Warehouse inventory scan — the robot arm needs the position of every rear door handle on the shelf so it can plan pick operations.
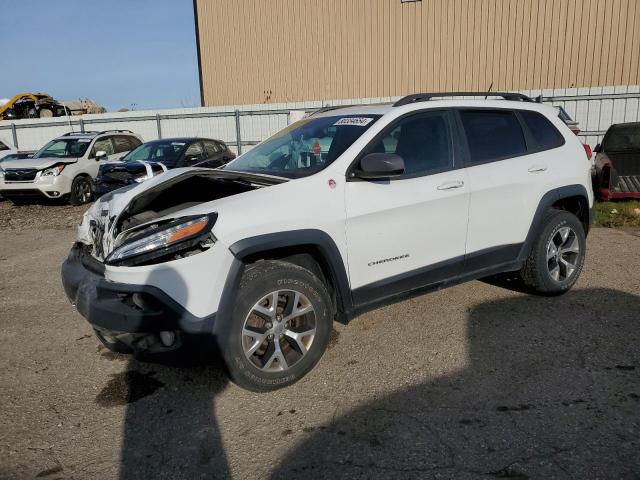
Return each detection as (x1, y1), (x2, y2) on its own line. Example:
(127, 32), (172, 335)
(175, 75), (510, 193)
(528, 165), (548, 173)
(437, 180), (465, 190)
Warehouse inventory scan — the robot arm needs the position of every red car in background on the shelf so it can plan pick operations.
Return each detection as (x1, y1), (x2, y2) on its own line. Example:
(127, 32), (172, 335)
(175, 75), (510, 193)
(592, 122), (640, 200)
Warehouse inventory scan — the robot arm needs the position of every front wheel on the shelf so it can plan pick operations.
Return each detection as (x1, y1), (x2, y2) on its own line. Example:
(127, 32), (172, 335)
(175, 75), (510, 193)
(69, 176), (93, 205)
(520, 209), (586, 295)
(217, 260), (333, 392)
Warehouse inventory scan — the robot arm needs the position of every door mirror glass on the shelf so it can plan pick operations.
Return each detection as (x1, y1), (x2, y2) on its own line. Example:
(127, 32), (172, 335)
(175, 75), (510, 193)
(594, 143), (602, 153)
(357, 153), (405, 178)
(95, 150), (108, 161)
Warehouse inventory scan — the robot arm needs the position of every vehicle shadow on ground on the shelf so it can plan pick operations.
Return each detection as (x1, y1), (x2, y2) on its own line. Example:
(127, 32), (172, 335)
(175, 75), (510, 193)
(115, 343), (231, 480)
(109, 287), (640, 479)
(272, 288), (640, 479)
(93, 267), (233, 480)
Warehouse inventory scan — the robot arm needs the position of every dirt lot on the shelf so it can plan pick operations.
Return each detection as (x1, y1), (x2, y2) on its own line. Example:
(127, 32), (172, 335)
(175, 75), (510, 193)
(1, 202), (639, 479)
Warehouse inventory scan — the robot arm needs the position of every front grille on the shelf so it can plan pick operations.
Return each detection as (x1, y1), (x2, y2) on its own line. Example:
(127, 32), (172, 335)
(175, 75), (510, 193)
(5, 168), (38, 182)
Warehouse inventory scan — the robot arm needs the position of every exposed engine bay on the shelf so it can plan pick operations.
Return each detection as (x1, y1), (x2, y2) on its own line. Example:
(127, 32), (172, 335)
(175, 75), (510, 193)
(82, 169), (285, 262)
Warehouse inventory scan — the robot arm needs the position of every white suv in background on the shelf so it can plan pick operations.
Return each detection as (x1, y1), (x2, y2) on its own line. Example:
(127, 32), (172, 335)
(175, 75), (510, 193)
(62, 92), (593, 391)
(0, 130), (142, 205)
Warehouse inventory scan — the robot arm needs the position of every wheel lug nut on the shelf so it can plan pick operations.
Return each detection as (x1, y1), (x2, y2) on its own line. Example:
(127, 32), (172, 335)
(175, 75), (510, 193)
(266, 322), (272, 328)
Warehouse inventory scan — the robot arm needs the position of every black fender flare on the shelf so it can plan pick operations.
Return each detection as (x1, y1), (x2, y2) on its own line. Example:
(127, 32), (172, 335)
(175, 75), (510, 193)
(518, 183), (591, 262)
(213, 229), (353, 332)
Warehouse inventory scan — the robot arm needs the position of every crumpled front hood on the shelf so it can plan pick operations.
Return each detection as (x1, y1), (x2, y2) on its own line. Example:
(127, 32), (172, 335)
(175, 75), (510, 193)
(78, 167), (284, 261)
(78, 168), (191, 258)
(1, 156), (77, 170)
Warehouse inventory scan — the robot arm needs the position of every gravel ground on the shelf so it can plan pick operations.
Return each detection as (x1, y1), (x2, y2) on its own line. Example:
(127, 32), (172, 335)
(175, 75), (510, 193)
(0, 201), (639, 479)
(0, 198), (88, 231)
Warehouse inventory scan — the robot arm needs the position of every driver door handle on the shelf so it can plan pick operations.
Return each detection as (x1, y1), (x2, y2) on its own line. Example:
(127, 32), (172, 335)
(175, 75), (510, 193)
(437, 180), (465, 190)
(528, 165), (548, 173)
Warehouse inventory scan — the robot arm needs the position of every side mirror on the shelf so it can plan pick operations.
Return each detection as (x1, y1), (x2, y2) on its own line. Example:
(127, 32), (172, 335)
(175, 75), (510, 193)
(594, 144), (602, 153)
(95, 150), (108, 161)
(356, 153), (405, 179)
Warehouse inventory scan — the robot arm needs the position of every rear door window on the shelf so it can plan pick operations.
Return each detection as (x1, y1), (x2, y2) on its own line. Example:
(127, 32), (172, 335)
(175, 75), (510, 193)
(520, 110), (565, 151)
(459, 110), (527, 164)
(182, 142), (205, 165)
(203, 140), (221, 157)
(114, 136), (134, 153)
(91, 137), (115, 158)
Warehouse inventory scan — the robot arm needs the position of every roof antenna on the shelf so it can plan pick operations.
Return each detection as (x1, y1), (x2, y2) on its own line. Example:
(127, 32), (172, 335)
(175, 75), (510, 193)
(485, 82), (494, 99)
(61, 100), (74, 133)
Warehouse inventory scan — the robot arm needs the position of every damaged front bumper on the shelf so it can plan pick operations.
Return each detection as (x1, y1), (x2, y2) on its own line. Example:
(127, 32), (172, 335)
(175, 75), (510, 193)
(61, 243), (217, 348)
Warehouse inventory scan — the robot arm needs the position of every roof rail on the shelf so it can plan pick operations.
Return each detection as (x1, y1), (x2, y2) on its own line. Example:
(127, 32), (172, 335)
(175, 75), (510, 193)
(393, 92), (535, 107)
(62, 131), (100, 136)
(97, 129), (134, 135)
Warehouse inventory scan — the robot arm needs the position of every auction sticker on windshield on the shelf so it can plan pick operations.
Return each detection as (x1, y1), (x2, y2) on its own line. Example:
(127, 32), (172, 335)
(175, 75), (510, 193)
(334, 117), (374, 126)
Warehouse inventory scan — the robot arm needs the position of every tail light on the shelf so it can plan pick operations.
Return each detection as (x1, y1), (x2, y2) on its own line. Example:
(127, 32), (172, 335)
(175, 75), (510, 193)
(582, 144), (592, 160)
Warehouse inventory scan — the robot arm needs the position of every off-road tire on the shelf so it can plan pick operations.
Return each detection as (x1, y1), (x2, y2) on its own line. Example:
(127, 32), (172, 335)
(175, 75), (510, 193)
(69, 176), (93, 205)
(217, 260), (333, 392)
(520, 209), (586, 295)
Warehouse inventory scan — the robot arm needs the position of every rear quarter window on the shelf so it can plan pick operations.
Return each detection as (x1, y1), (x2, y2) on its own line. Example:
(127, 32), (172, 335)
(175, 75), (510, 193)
(459, 110), (527, 164)
(520, 110), (565, 151)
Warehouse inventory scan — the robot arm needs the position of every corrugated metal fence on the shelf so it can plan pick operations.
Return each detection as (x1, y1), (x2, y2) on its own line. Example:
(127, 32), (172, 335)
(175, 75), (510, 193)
(1, 86), (639, 154)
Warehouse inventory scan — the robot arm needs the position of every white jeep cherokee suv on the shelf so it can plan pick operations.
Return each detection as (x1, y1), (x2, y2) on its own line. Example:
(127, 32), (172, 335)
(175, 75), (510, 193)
(61, 93), (593, 391)
(0, 130), (142, 205)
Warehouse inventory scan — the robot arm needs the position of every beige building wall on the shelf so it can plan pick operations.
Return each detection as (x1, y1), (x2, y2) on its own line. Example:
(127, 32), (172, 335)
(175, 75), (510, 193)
(194, 0), (640, 106)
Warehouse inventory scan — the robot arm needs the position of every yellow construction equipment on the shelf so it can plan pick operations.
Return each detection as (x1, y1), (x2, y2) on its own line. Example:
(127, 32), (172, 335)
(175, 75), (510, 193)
(0, 92), (70, 120)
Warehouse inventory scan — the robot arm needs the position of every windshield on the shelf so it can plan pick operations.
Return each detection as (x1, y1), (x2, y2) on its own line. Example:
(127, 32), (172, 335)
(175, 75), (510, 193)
(122, 140), (188, 166)
(224, 114), (381, 178)
(34, 138), (91, 159)
(604, 124), (640, 152)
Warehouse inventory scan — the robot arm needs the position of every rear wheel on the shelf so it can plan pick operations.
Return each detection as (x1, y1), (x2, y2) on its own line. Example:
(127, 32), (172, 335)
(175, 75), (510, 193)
(69, 176), (93, 205)
(217, 260), (333, 392)
(520, 209), (586, 295)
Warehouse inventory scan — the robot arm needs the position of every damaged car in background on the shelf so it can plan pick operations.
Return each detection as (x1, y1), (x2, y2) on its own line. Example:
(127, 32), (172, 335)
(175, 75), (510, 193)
(94, 137), (235, 197)
(592, 121), (640, 199)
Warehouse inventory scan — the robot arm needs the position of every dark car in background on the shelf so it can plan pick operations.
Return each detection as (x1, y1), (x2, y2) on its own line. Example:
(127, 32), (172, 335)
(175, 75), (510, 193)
(94, 137), (235, 197)
(0, 151), (36, 162)
(592, 122), (640, 200)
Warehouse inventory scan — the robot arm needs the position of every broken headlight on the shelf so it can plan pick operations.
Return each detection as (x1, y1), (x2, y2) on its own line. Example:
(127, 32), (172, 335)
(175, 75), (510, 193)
(105, 214), (217, 266)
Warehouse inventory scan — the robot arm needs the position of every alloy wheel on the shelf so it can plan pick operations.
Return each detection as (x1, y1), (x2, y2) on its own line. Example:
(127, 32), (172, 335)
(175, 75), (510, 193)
(75, 180), (92, 203)
(242, 289), (316, 371)
(546, 226), (580, 282)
